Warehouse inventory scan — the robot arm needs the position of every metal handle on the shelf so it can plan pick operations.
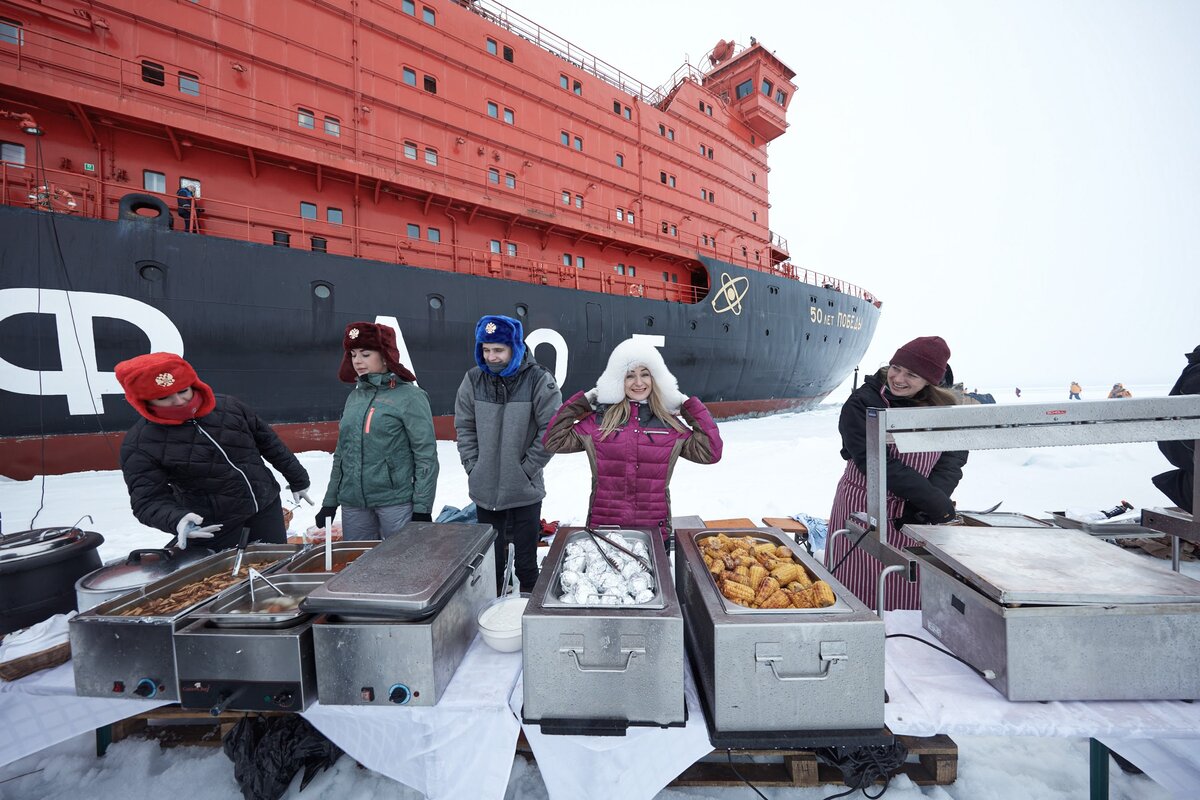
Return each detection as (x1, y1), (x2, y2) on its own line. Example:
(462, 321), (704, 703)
(824, 528), (849, 570)
(466, 549), (487, 587)
(876, 564), (905, 616)
(755, 642), (847, 682)
(560, 645), (645, 673)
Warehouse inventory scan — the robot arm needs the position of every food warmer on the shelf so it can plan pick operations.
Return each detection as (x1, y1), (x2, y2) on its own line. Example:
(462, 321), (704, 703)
(69, 544), (298, 701)
(175, 573), (331, 714)
(522, 527), (685, 734)
(301, 522), (496, 707)
(675, 528), (886, 746)
(907, 525), (1200, 701)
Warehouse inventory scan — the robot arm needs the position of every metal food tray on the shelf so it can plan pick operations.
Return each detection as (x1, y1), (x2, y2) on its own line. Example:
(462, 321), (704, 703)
(905, 525), (1200, 606)
(1048, 512), (1159, 537)
(302, 522), (495, 619)
(279, 541), (379, 574)
(539, 528), (665, 610)
(188, 574), (333, 627)
(958, 512), (1053, 528)
(85, 544), (300, 620)
(692, 530), (854, 615)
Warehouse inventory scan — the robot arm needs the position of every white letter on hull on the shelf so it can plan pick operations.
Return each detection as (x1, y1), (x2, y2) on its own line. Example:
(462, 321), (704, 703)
(525, 328), (568, 387)
(0, 289), (184, 414)
(373, 315), (418, 382)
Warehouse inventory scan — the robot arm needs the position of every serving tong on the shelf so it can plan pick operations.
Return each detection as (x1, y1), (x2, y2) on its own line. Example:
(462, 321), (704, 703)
(245, 567), (287, 603)
(583, 527), (652, 573)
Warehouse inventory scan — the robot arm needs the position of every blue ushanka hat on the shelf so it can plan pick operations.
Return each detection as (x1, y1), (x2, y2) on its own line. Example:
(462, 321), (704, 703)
(474, 315), (526, 378)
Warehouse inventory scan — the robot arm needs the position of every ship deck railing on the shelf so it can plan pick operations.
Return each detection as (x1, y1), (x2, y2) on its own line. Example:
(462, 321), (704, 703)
(0, 160), (880, 307)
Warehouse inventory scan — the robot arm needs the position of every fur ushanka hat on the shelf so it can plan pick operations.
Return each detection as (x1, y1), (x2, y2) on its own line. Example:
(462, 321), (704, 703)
(114, 352), (216, 424)
(591, 337), (686, 412)
(338, 322), (417, 383)
(473, 315), (526, 378)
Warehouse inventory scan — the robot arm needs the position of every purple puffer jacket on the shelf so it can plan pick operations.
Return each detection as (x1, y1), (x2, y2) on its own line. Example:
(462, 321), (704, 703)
(543, 390), (723, 540)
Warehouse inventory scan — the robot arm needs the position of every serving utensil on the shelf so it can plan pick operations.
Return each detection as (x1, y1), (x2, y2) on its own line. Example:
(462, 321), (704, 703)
(586, 528), (652, 572)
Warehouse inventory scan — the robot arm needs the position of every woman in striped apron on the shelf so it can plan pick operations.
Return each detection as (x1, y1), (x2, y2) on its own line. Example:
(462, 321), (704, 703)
(827, 337), (967, 611)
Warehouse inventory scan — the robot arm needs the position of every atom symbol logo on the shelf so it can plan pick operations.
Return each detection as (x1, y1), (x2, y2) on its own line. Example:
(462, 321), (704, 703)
(711, 273), (749, 315)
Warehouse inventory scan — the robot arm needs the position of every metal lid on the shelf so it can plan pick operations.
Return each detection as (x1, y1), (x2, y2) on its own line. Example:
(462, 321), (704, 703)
(302, 522), (496, 619)
(76, 548), (207, 593)
(906, 525), (1200, 605)
(0, 527), (87, 562)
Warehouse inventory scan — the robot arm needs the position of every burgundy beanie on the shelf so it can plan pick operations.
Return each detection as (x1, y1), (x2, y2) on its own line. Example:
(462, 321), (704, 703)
(338, 322), (417, 383)
(891, 336), (950, 385)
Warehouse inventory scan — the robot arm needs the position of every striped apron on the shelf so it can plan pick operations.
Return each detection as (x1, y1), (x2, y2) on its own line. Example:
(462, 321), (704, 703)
(827, 390), (942, 611)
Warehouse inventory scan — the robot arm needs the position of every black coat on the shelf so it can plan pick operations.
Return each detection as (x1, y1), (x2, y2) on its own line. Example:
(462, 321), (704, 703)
(120, 394), (309, 540)
(837, 372), (968, 522)
(1153, 348), (1200, 511)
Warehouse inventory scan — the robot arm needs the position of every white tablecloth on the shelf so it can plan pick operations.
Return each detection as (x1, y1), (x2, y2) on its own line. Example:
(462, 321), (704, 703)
(0, 660), (170, 768)
(1, 635), (522, 800)
(884, 610), (1200, 797)
(510, 669), (713, 800)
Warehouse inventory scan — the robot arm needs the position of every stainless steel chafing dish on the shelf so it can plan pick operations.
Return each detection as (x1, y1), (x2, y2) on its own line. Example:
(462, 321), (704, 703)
(302, 522), (496, 706)
(522, 528), (685, 734)
(69, 544), (298, 701)
(175, 574), (331, 714)
(908, 525), (1200, 701)
(276, 540), (380, 574)
(676, 529), (885, 744)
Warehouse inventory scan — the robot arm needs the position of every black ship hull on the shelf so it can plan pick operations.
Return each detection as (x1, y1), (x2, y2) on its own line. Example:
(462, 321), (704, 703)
(0, 205), (879, 478)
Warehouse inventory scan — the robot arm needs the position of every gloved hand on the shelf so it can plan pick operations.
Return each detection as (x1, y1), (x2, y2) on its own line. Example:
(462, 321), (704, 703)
(314, 506), (338, 530)
(291, 489), (314, 506)
(411, 512), (433, 522)
(175, 513), (220, 550)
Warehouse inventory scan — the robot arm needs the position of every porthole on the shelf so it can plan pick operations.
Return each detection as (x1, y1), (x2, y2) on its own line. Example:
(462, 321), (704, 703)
(312, 283), (332, 299)
(515, 304), (528, 317)
(645, 316), (655, 327)
(138, 264), (164, 282)
(805, 333), (811, 341)
(429, 296), (443, 310)
(723, 323), (730, 333)
(688, 320), (697, 330)
(765, 329), (770, 336)
(823, 335), (828, 342)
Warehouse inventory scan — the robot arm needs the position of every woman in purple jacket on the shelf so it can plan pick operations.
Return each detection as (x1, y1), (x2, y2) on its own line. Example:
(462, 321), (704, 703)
(544, 338), (723, 544)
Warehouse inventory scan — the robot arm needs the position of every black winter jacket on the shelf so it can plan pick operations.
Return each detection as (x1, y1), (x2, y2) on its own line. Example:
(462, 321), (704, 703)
(837, 371), (967, 523)
(1160, 349), (1200, 471)
(120, 394), (309, 544)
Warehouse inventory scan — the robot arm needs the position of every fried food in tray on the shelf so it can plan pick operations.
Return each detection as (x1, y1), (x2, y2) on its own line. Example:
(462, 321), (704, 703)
(700, 533), (836, 610)
(117, 559), (278, 616)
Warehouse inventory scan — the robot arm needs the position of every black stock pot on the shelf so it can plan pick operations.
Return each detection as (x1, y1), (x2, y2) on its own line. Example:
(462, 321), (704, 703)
(0, 526), (104, 635)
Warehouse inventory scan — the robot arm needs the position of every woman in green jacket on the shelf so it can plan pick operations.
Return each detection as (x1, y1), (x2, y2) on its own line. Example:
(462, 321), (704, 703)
(316, 322), (439, 538)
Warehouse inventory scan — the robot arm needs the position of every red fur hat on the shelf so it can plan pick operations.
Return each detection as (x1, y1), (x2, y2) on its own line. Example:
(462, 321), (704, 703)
(114, 352), (216, 424)
(338, 322), (417, 383)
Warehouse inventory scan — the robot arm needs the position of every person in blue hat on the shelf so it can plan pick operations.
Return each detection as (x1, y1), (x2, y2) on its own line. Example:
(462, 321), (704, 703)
(455, 315), (562, 593)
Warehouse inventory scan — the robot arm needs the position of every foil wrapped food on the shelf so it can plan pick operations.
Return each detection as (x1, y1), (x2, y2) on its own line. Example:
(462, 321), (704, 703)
(556, 535), (655, 606)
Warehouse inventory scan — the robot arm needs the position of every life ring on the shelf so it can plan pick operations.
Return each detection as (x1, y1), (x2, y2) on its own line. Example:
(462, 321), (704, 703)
(118, 192), (173, 229)
(628, 283), (643, 297)
(29, 185), (79, 213)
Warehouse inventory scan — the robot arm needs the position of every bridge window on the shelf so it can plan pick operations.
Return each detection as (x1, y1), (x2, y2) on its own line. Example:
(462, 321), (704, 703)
(298, 107), (315, 129)
(486, 38), (497, 56)
(562, 254), (573, 267)
(615, 264), (625, 275)
(503, 45), (514, 62)
(775, 89), (787, 106)
(506, 242), (518, 256)
(616, 208), (624, 221)
(560, 75), (569, 90)
(0, 18), (22, 46)
(503, 107), (514, 125)
(424, 147), (438, 165)
(422, 6), (435, 25)
(402, 0), (415, 14)
(428, 227), (441, 243)
(423, 75), (437, 94)
(0, 141), (25, 165)
(562, 190), (570, 205)
(403, 67), (416, 86)
(573, 136), (583, 151)
(489, 240), (501, 253)
(403, 141), (417, 159)
(324, 116), (340, 137)
(487, 101), (498, 118)
(736, 79), (754, 99)
(488, 167), (500, 184)
(615, 153), (625, 168)
(505, 172), (516, 188)
(141, 60), (165, 86)
(142, 170), (165, 193)
(178, 71), (200, 96)
(407, 223), (420, 238)
(300, 202), (317, 220)
(327, 207), (343, 224)
(573, 80), (582, 95)
(761, 79), (773, 97)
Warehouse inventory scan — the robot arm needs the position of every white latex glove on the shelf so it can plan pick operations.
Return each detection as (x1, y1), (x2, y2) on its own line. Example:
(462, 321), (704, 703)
(291, 489), (314, 506)
(175, 513), (220, 550)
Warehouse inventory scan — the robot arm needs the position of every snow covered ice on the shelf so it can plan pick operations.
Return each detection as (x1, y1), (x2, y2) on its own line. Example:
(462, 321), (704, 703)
(0, 386), (1190, 799)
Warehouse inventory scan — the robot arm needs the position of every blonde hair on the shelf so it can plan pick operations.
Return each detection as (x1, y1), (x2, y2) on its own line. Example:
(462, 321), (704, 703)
(598, 381), (687, 440)
(875, 367), (958, 407)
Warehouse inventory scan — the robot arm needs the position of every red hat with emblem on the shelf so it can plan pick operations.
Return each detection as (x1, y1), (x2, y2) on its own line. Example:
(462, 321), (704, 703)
(114, 352), (216, 424)
(338, 322), (417, 383)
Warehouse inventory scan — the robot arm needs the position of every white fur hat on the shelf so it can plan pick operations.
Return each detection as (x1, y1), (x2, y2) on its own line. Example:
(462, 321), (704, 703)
(591, 338), (686, 412)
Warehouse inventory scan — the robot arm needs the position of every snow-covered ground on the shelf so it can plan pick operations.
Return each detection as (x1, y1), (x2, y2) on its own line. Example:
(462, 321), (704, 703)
(0, 385), (1190, 799)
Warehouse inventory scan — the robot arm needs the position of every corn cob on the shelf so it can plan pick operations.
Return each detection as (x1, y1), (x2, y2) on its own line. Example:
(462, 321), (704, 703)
(754, 576), (781, 605)
(748, 564), (767, 588)
(770, 563), (801, 585)
(775, 544), (794, 560)
(720, 578), (755, 605)
(708, 559), (725, 576)
(760, 590), (791, 609)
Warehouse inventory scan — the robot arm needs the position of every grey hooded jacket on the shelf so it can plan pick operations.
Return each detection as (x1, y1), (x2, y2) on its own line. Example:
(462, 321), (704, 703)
(454, 349), (562, 511)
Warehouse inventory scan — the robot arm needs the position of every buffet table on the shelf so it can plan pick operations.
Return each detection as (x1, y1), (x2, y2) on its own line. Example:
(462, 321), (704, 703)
(0, 635), (523, 800)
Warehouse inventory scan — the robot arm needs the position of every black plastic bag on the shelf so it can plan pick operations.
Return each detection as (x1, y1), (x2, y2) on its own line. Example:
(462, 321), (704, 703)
(222, 715), (342, 800)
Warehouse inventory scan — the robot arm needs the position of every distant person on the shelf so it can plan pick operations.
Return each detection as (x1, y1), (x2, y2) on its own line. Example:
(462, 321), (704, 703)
(316, 322), (438, 539)
(1152, 345), (1199, 512)
(1015, 387), (1021, 398)
(176, 185), (196, 232)
(1069, 381), (1082, 400)
(115, 353), (311, 551)
(1108, 383), (1132, 399)
(543, 338), (722, 546)
(455, 315), (562, 594)
(827, 336), (966, 611)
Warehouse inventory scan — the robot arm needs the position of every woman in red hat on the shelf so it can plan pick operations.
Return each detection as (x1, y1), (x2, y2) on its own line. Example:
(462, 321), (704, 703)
(826, 336), (967, 611)
(114, 352), (311, 551)
(314, 322), (439, 538)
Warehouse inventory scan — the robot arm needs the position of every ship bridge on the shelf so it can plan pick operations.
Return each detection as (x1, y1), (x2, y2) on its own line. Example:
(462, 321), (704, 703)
(701, 41), (795, 142)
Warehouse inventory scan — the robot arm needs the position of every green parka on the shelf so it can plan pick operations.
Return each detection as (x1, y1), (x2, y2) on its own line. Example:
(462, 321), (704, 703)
(323, 372), (439, 514)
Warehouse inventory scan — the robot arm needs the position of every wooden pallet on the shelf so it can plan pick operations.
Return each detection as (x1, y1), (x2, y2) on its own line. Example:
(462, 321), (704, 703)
(670, 734), (958, 788)
(101, 705), (286, 751)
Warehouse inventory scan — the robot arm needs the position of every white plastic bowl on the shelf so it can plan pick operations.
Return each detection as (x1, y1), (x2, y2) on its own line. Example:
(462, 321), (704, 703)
(477, 594), (528, 652)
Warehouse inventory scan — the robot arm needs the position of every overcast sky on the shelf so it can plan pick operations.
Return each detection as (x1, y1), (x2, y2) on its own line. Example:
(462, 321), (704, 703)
(507, 0), (1199, 391)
